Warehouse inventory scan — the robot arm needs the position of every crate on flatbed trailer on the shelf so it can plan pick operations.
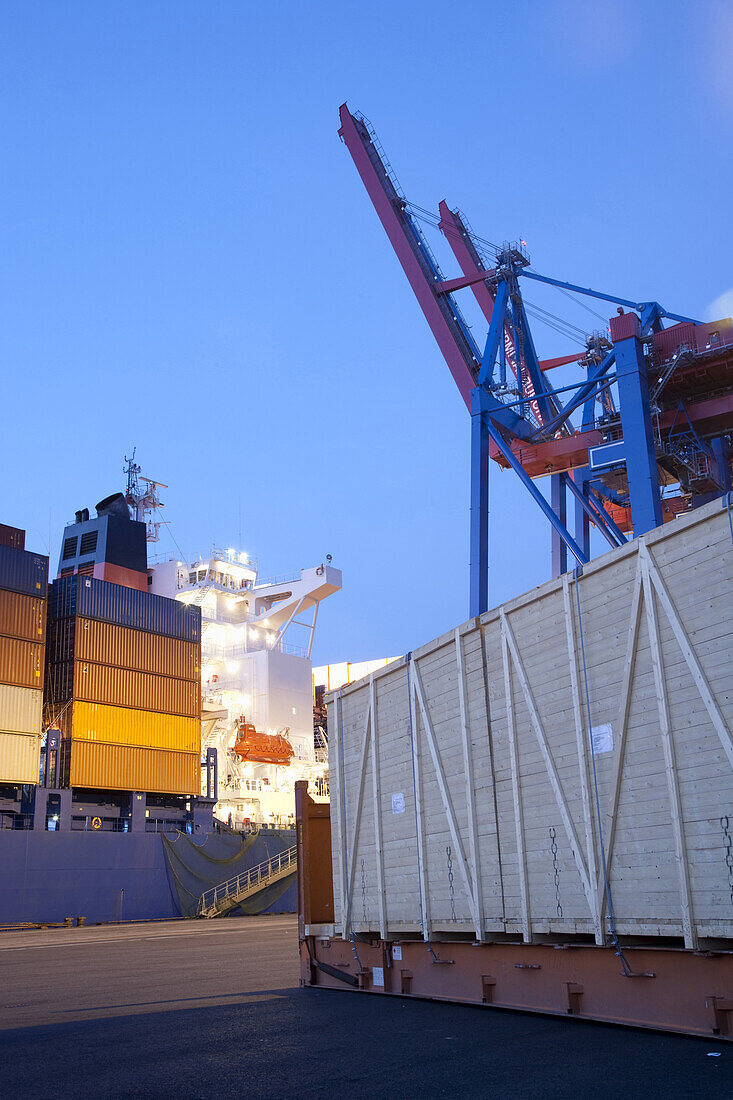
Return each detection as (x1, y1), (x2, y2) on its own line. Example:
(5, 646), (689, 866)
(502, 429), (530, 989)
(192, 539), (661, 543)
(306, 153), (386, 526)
(326, 497), (733, 950)
(298, 497), (733, 1036)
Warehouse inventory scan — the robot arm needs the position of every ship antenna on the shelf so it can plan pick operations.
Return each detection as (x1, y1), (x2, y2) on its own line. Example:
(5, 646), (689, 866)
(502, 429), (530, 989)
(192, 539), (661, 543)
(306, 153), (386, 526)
(124, 449), (169, 543)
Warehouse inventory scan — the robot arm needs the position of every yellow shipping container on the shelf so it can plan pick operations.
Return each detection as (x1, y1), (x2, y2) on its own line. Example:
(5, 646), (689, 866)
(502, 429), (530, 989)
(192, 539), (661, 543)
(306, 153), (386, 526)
(0, 731), (41, 784)
(56, 661), (200, 718)
(72, 619), (200, 682)
(0, 683), (43, 734)
(0, 590), (46, 644)
(64, 739), (199, 795)
(56, 700), (200, 752)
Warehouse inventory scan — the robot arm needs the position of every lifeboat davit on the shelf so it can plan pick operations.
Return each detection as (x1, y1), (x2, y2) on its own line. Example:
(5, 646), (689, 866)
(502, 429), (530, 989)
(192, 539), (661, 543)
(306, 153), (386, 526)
(233, 715), (294, 765)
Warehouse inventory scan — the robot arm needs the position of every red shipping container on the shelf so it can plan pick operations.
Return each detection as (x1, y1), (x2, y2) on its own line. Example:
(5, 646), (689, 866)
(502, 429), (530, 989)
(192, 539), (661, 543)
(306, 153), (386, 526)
(695, 318), (733, 353)
(652, 322), (697, 362)
(609, 312), (641, 343)
(0, 524), (24, 550)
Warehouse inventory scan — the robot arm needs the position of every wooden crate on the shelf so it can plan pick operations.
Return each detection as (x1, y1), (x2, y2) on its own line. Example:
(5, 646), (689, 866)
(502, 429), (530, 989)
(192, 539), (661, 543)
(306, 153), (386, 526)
(327, 497), (733, 949)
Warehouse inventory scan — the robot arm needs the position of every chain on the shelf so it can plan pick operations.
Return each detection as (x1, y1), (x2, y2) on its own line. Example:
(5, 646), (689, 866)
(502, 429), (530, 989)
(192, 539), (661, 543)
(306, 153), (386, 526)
(446, 845), (456, 922)
(549, 826), (563, 919)
(360, 858), (367, 925)
(722, 816), (733, 907)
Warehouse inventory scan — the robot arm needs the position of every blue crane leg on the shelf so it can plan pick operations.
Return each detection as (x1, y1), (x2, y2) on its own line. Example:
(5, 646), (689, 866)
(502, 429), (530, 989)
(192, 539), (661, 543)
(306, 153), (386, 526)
(614, 332), (663, 535)
(469, 393), (490, 617)
(484, 419), (588, 566)
(712, 436), (732, 493)
(573, 468), (591, 558)
(551, 474), (568, 576)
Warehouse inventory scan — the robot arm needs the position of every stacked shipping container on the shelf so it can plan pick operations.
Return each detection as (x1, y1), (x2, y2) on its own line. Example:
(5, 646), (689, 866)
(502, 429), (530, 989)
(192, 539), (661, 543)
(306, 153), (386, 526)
(0, 533), (49, 783)
(46, 576), (202, 796)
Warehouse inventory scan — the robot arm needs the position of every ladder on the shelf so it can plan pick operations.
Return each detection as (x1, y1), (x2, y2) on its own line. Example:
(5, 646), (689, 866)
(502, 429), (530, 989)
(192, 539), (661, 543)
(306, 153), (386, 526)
(197, 845), (297, 918)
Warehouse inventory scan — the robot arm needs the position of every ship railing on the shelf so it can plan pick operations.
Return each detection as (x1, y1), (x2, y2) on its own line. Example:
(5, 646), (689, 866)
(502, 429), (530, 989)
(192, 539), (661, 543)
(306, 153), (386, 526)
(197, 844), (298, 917)
(252, 570), (302, 589)
(71, 816), (130, 832)
(0, 813), (34, 830)
(203, 639), (307, 659)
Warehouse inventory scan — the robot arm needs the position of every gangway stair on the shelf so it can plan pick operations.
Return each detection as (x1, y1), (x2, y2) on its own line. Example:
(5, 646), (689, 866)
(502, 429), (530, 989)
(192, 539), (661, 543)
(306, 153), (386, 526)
(197, 845), (297, 918)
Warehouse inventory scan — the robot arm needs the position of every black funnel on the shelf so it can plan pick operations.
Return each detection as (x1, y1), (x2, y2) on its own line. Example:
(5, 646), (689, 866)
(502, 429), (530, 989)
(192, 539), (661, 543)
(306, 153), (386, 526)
(96, 492), (130, 519)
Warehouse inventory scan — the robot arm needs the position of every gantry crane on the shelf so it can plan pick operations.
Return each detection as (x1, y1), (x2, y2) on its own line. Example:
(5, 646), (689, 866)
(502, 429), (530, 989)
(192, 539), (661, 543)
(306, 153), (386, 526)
(338, 105), (733, 616)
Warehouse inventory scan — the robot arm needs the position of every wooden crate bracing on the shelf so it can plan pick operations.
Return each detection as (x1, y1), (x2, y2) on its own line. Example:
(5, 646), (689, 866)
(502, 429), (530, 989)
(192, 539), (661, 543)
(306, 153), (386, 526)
(327, 498), (733, 947)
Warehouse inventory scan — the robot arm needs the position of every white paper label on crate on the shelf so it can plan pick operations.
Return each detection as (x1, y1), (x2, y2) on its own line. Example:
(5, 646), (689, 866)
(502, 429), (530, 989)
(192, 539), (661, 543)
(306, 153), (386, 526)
(372, 966), (384, 987)
(391, 792), (405, 815)
(392, 945), (402, 961)
(591, 723), (613, 754)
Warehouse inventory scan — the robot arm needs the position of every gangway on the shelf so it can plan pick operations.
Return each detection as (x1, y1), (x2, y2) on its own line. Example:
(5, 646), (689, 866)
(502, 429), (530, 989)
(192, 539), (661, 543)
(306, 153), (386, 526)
(197, 845), (297, 918)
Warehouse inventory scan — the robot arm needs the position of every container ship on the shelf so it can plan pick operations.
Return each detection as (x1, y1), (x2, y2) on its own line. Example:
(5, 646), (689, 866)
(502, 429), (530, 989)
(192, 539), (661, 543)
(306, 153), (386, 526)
(0, 458), (341, 924)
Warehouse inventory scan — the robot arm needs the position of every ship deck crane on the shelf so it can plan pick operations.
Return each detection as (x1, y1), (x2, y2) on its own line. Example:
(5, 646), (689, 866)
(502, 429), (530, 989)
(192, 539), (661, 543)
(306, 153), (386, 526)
(338, 105), (733, 616)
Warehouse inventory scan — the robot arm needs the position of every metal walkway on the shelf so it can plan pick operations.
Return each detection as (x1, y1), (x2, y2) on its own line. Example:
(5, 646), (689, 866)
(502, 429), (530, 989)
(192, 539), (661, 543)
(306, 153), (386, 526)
(197, 845), (297, 918)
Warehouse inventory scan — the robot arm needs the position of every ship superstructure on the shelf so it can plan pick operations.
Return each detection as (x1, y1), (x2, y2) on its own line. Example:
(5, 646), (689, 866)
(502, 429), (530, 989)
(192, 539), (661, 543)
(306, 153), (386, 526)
(150, 551), (341, 828)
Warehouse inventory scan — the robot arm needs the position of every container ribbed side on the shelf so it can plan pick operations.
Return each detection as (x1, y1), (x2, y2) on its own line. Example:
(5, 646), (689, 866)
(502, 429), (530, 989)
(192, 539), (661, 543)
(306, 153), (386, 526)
(50, 576), (200, 642)
(48, 618), (199, 681)
(0, 590), (46, 643)
(0, 731), (41, 783)
(64, 739), (200, 795)
(55, 701), (200, 752)
(0, 545), (48, 597)
(0, 684), (43, 734)
(47, 661), (199, 718)
(0, 636), (45, 690)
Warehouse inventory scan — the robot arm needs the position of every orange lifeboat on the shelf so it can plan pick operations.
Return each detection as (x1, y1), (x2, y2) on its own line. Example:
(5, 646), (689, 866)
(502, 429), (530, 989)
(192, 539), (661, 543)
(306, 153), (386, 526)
(233, 715), (295, 765)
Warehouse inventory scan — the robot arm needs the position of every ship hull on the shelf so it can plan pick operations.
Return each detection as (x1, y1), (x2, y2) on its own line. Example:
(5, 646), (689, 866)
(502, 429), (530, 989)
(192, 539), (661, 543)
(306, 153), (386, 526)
(0, 827), (296, 925)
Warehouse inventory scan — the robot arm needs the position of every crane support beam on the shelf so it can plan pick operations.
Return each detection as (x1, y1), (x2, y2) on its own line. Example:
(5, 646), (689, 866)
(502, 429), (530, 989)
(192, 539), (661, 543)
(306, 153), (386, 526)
(521, 269), (699, 325)
(438, 202), (498, 322)
(438, 203), (523, 389)
(540, 353), (585, 371)
(551, 474), (568, 576)
(492, 390), (733, 478)
(469, 392), (490, 617)
(478, 281), (510, 387)
(484, 413), (588, 567)
(531, 350), (616, 439)
(614, 326), (664, 534)
(339, 106), (480, 409)
(514, 295), (557, 426)
(436, 269), (497, 294)
(564, 472), (624, 549)
(470, 389), (588, 595)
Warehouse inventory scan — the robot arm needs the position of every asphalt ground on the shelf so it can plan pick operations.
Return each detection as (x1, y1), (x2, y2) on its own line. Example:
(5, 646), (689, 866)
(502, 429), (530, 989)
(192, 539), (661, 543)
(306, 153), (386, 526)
(0, 915), (731, 1099)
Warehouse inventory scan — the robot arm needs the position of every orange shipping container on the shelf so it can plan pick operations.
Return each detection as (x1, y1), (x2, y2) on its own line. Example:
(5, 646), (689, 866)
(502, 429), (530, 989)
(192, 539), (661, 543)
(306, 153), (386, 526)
(0, 636), (44, 690)
(56, 700), (200, 752)
(50, 618), (199, 681)
(63, 739), (199, 795)
(0, 590), (46, 644)
(51, 661), (200, 718)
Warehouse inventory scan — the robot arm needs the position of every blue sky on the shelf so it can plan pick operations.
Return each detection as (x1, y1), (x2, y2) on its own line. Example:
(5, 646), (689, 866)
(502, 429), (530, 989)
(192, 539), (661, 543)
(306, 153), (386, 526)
(2, 0), (731, 663)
